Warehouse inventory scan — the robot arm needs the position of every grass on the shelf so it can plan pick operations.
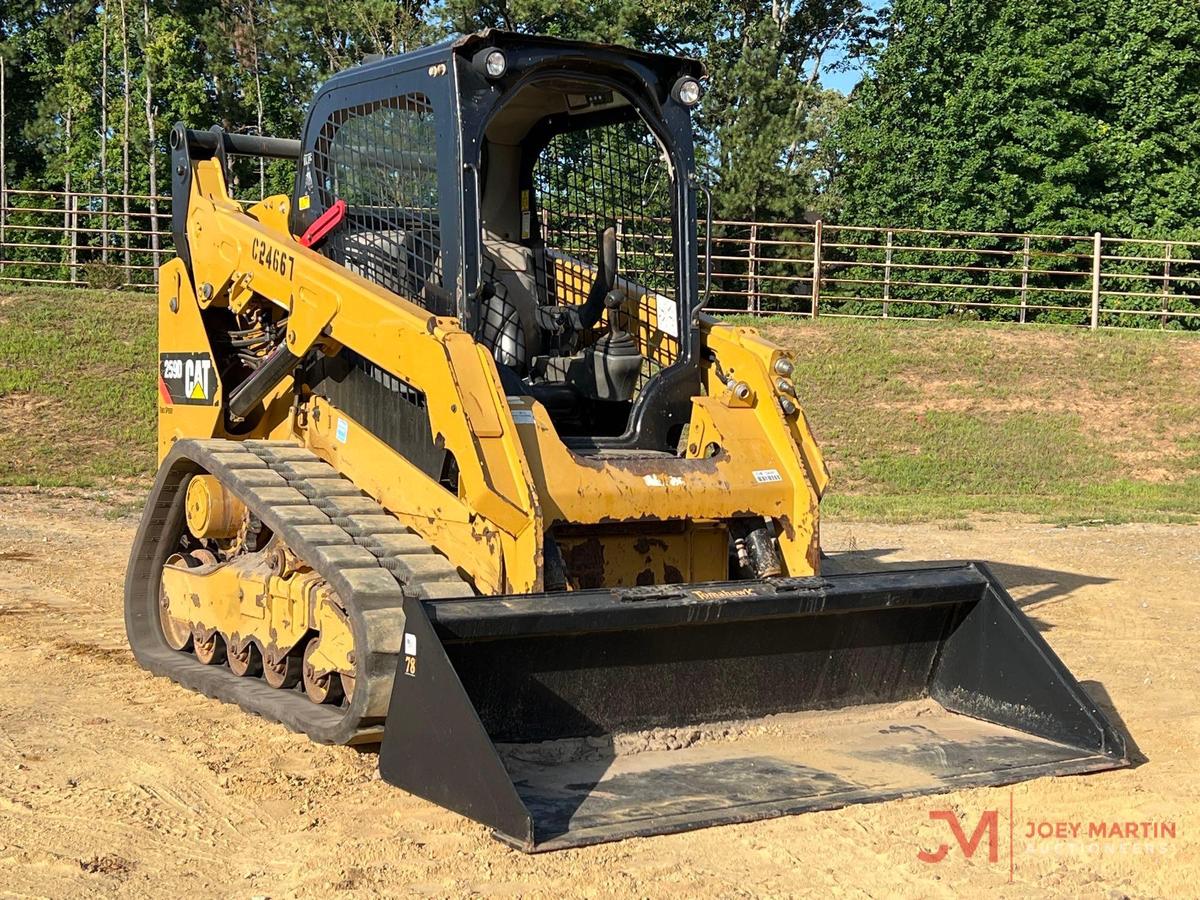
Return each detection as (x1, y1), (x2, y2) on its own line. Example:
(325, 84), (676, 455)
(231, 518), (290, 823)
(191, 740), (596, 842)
(2, 286), (1199, 524)
(742, 314), (1200, 523)
(0, 287), (156, 486)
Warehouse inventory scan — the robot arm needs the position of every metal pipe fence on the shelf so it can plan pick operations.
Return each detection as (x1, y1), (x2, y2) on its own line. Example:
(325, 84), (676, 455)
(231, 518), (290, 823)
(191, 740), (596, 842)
(702, 220), (1200, 330)
(0, 188), (169, 288)
(2, 189), (1199, 330)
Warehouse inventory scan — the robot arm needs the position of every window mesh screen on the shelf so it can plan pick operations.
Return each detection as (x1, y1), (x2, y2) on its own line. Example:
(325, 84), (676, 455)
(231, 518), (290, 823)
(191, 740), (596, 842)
(314, 93), (442, 306)
(533, 117), (680, 381)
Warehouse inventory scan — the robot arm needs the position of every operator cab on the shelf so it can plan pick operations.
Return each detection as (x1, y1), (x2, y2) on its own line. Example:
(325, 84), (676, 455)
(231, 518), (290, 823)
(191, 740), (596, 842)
(292, 31), (706, 451)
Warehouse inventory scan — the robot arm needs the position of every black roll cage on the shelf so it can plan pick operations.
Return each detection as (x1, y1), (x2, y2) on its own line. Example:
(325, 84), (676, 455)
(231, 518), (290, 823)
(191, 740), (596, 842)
(287, 30), (705, 450)
(452, 33), (705, 450)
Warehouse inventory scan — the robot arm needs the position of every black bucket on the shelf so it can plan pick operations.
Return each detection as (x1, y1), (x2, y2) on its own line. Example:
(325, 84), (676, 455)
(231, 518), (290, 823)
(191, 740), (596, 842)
(378, 563), (1128, 851)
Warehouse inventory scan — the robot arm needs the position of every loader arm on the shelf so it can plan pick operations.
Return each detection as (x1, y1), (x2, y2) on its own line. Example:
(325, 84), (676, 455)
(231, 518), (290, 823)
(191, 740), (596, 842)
(170, 133), (543, 592)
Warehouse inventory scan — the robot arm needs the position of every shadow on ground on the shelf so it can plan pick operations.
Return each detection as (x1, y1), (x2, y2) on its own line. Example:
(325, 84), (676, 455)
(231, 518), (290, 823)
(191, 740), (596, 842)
(1080, 679), (1146, 766)
(823, 548), (1114, 632)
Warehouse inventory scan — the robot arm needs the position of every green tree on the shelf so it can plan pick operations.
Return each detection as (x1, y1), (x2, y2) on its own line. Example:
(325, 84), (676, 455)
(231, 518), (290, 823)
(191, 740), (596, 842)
(834, 0), (1200, 238)
(696, 2), (869, 221)
(443, 0), (877, 220)
(1099, 0), (1200, 238)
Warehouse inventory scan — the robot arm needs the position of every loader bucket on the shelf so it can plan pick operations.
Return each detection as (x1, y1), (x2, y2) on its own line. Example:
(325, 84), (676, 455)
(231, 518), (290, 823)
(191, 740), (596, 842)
(379, 563), (1128, 851)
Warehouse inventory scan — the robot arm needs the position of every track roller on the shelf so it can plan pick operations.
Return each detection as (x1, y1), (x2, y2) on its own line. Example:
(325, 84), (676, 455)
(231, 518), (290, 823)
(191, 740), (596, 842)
(228, 640), (263, 677)
(302, 640), (344, 705)
(125, 438), (471, 744)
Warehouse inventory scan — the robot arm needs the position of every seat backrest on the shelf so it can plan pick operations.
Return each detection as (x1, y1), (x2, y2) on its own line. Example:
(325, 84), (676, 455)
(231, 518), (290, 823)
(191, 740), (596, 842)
(477, 232), (542, 371)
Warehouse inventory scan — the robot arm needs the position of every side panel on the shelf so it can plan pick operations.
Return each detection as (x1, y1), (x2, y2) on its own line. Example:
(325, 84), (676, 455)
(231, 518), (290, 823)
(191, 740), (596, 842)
(156, 257), (296, 462)
(157, 259), (221, 459)
(305, 348), (446, 481)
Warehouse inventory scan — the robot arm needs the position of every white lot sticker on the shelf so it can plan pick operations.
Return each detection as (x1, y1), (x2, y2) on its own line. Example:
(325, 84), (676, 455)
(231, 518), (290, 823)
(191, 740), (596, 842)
(753, 468), (783, 484)
(511, 409), (536, 425)
(644, 474), (685, 487)
(404, 633), (417, 656)
(655, 294), (679, 338)
(335, 417), (349, 443)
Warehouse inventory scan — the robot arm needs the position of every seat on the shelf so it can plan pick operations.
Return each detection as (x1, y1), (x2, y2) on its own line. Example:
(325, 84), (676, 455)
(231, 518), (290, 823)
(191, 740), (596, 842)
(477, 231), (543, 371)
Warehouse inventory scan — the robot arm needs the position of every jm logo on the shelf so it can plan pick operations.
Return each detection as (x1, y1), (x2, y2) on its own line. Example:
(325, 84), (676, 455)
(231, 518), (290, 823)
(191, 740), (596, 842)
(918, 810), (999, 863)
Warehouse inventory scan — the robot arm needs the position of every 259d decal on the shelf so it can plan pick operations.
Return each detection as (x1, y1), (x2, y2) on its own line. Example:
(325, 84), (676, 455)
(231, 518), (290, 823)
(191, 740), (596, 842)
(160, 352), (218, 405)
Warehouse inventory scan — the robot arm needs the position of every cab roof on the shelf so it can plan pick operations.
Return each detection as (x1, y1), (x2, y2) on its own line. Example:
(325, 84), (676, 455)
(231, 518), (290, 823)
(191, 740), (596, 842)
(322, 29), (704, 93)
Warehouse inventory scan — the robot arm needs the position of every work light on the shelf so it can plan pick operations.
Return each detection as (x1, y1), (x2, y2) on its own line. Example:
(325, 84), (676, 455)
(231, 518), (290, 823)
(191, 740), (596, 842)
(673, 76), (702, 106)
(483, 49), (507, 79)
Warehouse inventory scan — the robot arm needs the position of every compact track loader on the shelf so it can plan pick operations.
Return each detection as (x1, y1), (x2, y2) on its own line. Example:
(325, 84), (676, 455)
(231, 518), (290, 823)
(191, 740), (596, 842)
(126, 30), (1128, 850)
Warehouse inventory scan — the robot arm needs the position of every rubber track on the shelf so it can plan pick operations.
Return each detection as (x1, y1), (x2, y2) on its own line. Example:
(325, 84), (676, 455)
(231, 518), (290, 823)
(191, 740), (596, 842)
(124, 438), (472, 745)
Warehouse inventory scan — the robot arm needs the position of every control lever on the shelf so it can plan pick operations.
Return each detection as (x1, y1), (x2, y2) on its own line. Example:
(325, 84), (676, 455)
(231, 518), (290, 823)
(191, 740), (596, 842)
(534, 225), (618, 347)
(603, 288), (627, 338)
(576, 226), (617, 330)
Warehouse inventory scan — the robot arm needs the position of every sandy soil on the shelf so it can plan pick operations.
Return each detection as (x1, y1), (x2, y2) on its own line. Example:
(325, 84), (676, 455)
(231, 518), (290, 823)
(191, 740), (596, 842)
(0, 489), (1195, 898)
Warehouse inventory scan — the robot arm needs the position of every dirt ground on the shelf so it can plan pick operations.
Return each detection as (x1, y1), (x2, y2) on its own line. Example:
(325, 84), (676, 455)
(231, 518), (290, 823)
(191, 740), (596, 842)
(0, 490), (1196, 898)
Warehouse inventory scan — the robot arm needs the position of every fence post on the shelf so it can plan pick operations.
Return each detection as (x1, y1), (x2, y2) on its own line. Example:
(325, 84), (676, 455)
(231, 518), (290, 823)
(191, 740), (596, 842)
(61, 189), (71, 283)
(0, 55), (6, 275)
(1019, 235), (1031, 324)
(69, 191), (79, 284)
(748, 223), (759, 314)
(882, 228), (893, 317)
(1090, 231), (1102, 330)
(811, 218), (823, 318)
(1161, 241), (1172, 329)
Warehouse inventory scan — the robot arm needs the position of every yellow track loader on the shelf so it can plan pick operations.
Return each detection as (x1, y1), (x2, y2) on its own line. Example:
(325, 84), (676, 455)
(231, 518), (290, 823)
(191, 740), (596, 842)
(125, 30), (1128, 850)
